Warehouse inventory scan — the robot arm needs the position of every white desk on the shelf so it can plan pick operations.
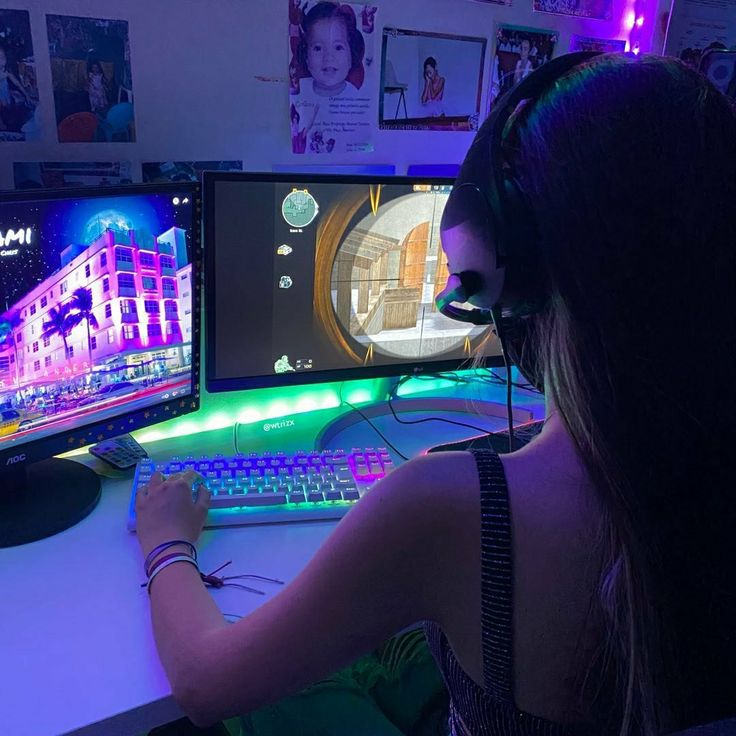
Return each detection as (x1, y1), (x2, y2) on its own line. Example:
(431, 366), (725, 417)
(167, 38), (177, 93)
(0, 387), (543, 736)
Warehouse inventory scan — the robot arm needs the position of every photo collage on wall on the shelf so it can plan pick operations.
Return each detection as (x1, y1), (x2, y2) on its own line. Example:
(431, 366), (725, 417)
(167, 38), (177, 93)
(1, 9), (243, 192)
(286, 0), (630, 144)
(0, 2), (638, 185)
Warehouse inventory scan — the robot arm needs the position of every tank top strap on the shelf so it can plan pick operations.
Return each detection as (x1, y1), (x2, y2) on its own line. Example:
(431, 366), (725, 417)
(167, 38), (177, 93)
(471, 448), (515, 703)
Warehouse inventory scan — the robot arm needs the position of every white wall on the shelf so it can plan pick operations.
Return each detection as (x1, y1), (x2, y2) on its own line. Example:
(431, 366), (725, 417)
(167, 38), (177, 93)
(0, 0), (667, 190)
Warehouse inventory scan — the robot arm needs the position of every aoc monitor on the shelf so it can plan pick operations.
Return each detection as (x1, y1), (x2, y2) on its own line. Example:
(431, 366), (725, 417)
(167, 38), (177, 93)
(203, 172), (501, 393)
(0, 183), (201, 546)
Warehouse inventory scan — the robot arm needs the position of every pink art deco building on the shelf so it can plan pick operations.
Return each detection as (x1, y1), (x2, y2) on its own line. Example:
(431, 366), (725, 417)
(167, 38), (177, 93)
(0, 226), (191, 392)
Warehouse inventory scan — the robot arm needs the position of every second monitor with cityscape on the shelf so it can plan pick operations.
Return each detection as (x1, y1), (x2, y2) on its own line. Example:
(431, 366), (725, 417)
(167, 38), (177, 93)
(0, 184), (199, 459)
(205, 173), (501, 392)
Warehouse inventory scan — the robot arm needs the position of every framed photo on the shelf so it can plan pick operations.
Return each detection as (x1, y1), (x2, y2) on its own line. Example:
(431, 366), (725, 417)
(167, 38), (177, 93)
(47, 14), (135, 142)
(379, 28), (487, 132)
(142, 161), (243, 183)
(569, 35), (626, 52)
(14, 161), (132, 189)
(533, 0), (612, 20)
(490, 25), (558, 110)
(288, 1), (378, 154)
(0, 9), (40, 141)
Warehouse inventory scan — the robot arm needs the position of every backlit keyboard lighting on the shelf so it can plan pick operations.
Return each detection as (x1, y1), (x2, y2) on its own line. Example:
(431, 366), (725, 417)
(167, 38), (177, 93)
(127, 448), (395, 529)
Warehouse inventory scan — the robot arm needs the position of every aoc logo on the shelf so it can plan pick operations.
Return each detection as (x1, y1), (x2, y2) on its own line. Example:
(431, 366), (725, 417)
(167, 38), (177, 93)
(6, 453), (27, 466)
(263, 418), (296, 432)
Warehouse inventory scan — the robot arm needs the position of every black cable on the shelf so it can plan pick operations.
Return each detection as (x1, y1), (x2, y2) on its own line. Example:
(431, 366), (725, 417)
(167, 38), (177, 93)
(338, 382), (410, 460)
(483, 367), (540, 393)
(491, 308), (515, 453)
(387, 375), (494, 436)
(339, 362), (533, 459)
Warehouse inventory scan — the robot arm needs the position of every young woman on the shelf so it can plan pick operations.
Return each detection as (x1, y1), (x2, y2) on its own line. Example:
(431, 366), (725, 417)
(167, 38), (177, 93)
(421, 56), (446, 117)
(136, 54), (736, 735)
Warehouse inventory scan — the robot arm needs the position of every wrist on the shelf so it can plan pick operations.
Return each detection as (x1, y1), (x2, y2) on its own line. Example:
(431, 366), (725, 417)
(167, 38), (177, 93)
(145, 543), (192, 569)
(142, 537), (198, 574)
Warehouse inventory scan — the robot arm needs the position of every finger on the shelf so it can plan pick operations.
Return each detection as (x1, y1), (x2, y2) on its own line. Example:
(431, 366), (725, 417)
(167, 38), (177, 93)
(180, 469), (206, 486)
(135, 483), (148, 507)
(196, 486), (211, 511)
(148, 471), (166, 488)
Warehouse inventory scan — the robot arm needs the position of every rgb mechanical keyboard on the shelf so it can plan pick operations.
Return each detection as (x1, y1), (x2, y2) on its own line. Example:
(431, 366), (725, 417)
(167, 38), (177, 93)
(127, 448), (395, 530)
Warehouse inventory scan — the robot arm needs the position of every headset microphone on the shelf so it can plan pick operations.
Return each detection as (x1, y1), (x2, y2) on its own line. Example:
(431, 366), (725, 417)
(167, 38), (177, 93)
(435, 271), (493, 325)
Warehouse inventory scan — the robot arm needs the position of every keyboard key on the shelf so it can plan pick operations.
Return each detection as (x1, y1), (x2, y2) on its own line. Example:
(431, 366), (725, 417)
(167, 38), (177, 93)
(244, 493), (287, 507)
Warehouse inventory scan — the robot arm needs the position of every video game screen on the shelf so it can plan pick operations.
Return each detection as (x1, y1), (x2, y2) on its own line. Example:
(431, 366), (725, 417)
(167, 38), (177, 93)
(208, 177), (499, 387)
(0, 189), (196, 449)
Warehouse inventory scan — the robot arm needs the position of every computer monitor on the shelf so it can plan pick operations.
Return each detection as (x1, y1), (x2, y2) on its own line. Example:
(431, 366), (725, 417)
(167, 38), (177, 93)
(203, 172), (501, 393)
(0, 183), (201, 547)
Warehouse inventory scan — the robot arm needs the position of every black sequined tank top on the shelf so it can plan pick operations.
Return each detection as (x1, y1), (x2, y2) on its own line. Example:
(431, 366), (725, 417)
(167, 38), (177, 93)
(423, 449), (595, 736)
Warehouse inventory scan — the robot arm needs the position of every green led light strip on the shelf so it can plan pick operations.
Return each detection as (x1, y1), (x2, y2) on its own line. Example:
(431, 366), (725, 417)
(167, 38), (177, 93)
(62, 370), (485, 456)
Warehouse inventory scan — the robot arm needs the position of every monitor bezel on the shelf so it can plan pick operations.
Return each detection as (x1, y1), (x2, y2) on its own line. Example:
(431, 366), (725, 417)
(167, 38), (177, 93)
(0, 182), (202, 469)
(203, 171), (502, 393)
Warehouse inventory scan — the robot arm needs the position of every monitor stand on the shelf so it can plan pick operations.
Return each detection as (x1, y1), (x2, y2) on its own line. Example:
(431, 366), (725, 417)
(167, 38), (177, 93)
(315, 395), (535, 455)
(0, 458), (101, 548)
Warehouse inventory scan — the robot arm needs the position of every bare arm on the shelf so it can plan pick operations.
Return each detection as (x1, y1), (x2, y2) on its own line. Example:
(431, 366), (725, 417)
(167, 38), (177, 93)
(147, 451), (478, 727)
(435, 76), (445, 100)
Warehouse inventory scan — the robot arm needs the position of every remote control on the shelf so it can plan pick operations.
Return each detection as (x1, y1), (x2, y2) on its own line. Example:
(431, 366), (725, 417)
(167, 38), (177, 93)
(90, 434), (148, 470)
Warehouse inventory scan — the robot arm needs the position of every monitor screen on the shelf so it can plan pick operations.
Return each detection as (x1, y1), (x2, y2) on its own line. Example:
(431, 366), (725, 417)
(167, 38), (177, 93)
(0, 184), (200, 459)
(204, 173), (500, 391)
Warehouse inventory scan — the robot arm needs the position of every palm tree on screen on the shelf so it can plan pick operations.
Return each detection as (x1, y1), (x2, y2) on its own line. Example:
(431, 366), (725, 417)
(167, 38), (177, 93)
(66, 287), (99, 372)
(42, 302), (73, 363)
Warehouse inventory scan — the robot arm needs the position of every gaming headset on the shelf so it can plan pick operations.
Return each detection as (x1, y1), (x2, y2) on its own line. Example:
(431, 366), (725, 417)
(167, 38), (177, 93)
(435, 51), (601, 327)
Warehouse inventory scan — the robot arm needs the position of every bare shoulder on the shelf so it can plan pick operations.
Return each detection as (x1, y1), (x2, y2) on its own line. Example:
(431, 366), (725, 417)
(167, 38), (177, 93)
(381, 450), (480, 509)
(352, 450), (482, 567)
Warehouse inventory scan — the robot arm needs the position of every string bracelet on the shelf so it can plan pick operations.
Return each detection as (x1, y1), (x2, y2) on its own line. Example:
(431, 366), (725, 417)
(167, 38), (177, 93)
(141, 555), (286, 596)
(199, 560), (285, 595)
(144, 540), (197, 575)
(146, 555), (199, 594)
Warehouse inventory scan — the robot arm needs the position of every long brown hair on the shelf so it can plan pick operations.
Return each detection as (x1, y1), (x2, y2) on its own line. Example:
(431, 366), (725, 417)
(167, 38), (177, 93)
(508, 55), (736, 733)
